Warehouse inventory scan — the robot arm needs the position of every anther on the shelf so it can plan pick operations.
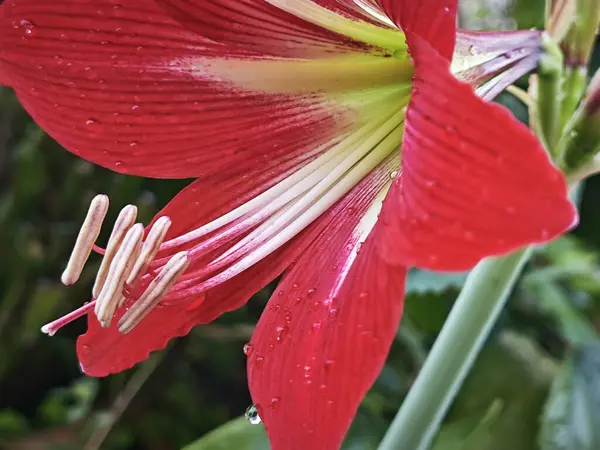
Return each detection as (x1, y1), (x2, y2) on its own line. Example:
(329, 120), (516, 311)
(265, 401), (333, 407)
(118, 251), (190, 334)
(61, 194), (109, 286)
(92, 205), (138, 298)
(95, 223), (144, 327)
(126, 216), (171, 288)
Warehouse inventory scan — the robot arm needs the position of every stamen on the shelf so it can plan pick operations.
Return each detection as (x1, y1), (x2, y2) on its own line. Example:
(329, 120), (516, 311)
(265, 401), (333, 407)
(159, 103), (400, 252)
(41, 301), (96, 336)
(118, 251), (190, 334)
(61, 194), (109, 286)
(95, 223), (144, 327)
(126, 216), (171, 287)
(92, 205), (138, 298)
(166, 119), (404, 301)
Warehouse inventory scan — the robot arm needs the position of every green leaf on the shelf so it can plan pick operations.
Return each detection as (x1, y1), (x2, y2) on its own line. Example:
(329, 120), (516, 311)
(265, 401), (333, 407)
(432, 400), (504, 450)
(181, 416), (269, 450)
(526, 282), (598, 345)
(539, 342), (600, 450)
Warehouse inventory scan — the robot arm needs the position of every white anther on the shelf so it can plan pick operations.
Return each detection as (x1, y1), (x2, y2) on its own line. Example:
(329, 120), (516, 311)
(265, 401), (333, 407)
(95, 223), (144, 327)
(126, 216), (171, 288)
(92, 205), (138, 298)
(118, 251), (190, 334)
(61, 194), (109, 286)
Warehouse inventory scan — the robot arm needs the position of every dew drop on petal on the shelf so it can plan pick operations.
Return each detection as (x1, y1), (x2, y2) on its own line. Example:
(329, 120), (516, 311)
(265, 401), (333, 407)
(243, 343), (253, 356)
(245, 404), (262, 425)
(19, 19), (36, 36)
(463, 230), (475, 241)
(275, 325), (288, 341)
(268, 397), (280, 409)
(85, 118), (98, 125)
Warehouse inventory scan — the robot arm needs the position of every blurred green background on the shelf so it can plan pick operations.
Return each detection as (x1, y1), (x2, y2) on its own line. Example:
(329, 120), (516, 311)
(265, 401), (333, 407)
(3, 1), (600, 449)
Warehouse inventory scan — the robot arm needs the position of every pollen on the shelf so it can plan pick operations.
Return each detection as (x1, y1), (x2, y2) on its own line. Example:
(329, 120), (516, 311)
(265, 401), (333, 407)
(61, 194), (109, 286)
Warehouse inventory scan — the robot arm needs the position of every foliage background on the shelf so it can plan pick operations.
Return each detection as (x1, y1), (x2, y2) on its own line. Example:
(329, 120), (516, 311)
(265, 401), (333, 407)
(2, 1), (600, 449)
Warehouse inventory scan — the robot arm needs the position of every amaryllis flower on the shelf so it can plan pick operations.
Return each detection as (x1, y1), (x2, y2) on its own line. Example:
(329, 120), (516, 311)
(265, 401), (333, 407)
(0, 0), (577, 448)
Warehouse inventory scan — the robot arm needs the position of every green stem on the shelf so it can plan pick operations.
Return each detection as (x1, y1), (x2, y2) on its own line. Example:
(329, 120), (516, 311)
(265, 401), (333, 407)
(377, 248), (533, 450)
(536, 37), (564, 156)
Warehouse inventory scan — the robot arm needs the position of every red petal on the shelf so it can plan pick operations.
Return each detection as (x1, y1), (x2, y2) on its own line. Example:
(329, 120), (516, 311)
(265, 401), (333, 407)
(77, 244), (296, 377)
(247, 166), (406, 450)
(377, 35), (578, 271)
(0, 0), (345, 179)
(158, 0), (370, 56)
(375, 0), (457, 60)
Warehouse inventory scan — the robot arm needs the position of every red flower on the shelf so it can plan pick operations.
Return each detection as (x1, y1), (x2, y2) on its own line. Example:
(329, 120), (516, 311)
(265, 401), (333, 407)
(0, 1), (577, 448)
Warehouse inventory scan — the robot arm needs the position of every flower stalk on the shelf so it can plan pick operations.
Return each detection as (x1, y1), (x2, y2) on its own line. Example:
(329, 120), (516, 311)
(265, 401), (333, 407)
(377, 248), (533, 450)
(535, 35), (565, 155)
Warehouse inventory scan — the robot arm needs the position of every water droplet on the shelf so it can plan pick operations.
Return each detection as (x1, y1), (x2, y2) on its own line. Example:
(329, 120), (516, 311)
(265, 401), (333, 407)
(284, 310), (292, 323)
(245, 404), (262, 425)
(129, 141), (139, 148)
(85, 118), (98, 125)
(114, 161), (123, 167)
(311, 301), (321, 312)
(277, 290), (284, 297)
(311, 321), (322, 331)
(307, 288), (316, 297)
(428, 255), (439, 264)
(424, 179), (438, 189)
(18, 19), (36, 36)
(328, 308), (339, 319)
(255, 354), (264, 366)
(324, 359), (335, 371)
(291, 283), (299, 291)
(81, 344), (91, 354)
(243, 343), (253, 356)
(268, 397), (280, 409)
(275, 325), (288, 341)
(131, 104), (140, 111)
(303, 365), (312, 376)
(359, 292), (369, 300)
(444, 126), (460, 145)
(268, 304), (280, 312)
